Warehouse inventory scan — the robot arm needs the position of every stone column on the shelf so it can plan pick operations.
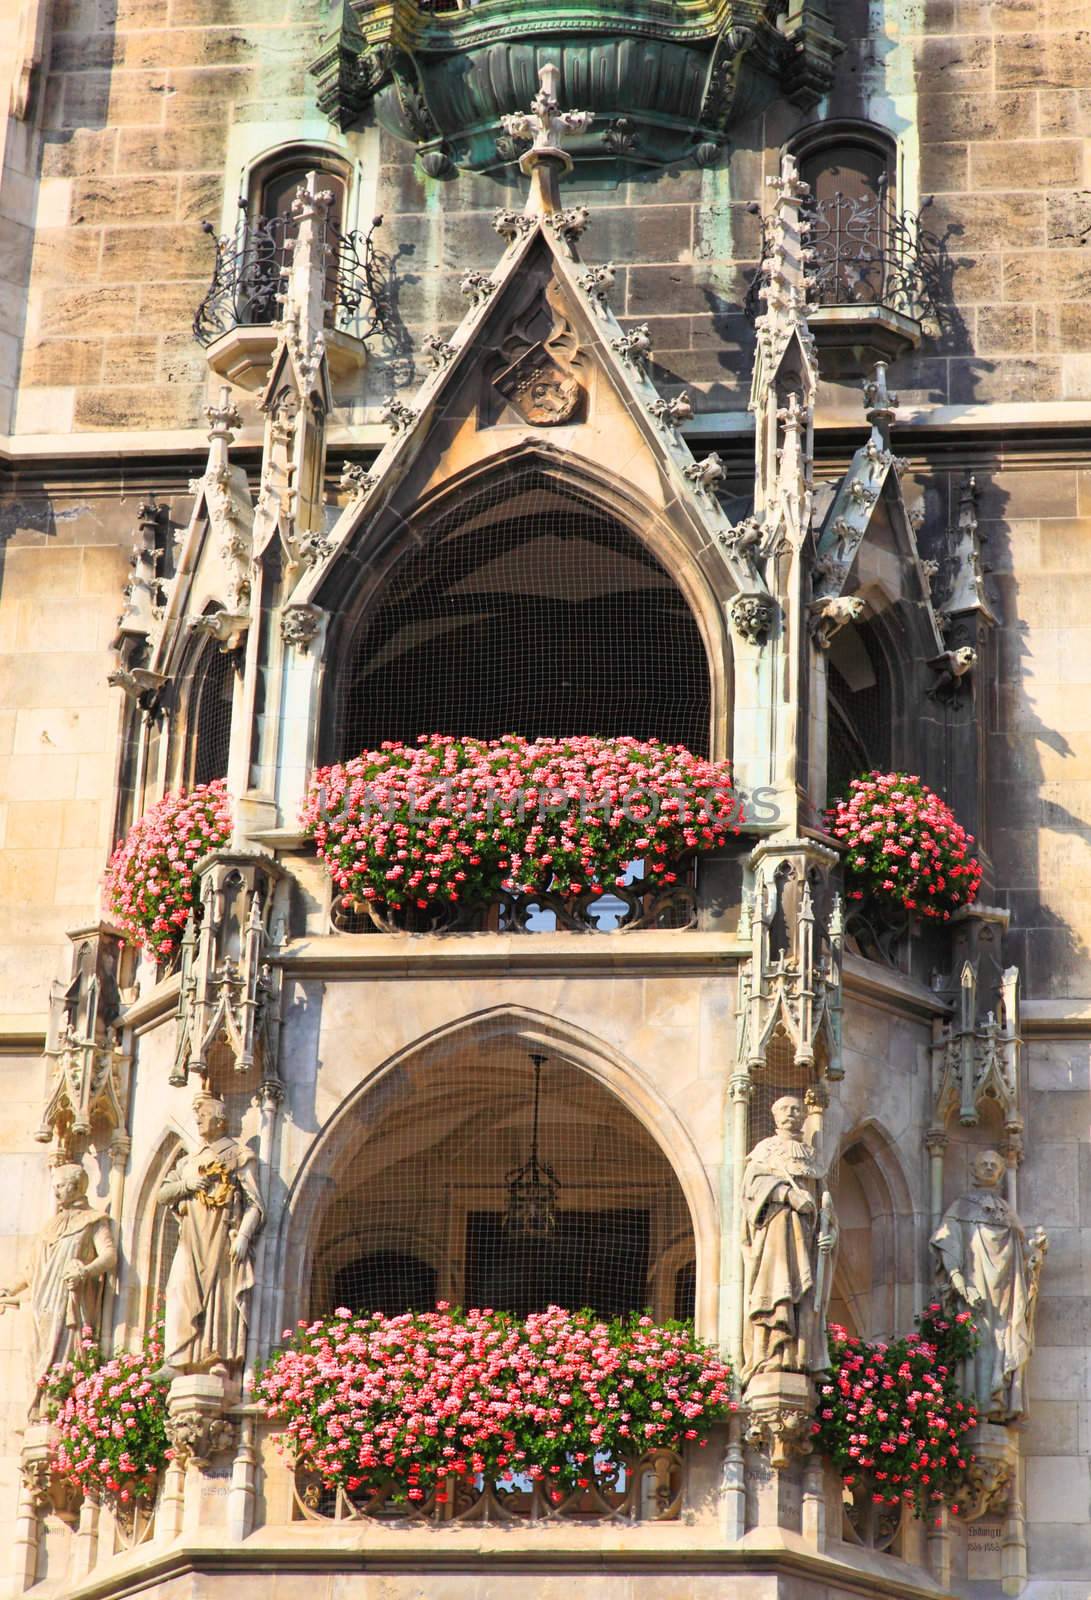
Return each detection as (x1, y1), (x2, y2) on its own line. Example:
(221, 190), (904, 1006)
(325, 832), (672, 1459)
(12, 1425), (51, 1594)
(721, 1411), (746, 1541)
(925, 1127), (947, 1232)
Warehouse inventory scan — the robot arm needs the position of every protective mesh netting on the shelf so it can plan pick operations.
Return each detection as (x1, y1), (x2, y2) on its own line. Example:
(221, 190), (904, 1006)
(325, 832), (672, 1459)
(331, 465), (711, 761)
(177, 640), (236, 787)
(296, 1033), (696, 1325)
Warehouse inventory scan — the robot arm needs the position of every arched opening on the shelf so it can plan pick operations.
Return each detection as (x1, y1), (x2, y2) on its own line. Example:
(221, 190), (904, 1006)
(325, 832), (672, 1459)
(243, 145), (351, 327)
(181, 639), (236, 788)
(791, 122), (897, 308)
(329, 462), (712, 761)
(826, 618), (894, 799)
(298, 1027), (698, 1327)
(827, 1124), (916, 1341)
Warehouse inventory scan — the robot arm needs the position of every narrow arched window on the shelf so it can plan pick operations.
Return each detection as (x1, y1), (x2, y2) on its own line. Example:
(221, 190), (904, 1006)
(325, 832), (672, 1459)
(792, 125), (896, 308)
(243, 148), (351, 327)
(187, 642), (236, 788)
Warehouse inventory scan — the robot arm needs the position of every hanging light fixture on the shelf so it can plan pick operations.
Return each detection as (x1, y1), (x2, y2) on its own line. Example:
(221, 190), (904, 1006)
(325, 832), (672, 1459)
(503, 1052), (561, 1238)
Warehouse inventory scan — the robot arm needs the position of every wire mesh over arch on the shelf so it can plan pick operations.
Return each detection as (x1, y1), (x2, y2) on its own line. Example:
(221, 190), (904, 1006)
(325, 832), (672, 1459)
(297, 1026), (697, 1327)
(329, 462), (712, 760)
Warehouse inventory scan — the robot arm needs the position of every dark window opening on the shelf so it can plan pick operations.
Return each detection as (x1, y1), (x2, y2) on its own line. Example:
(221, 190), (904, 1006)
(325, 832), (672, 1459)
(248, 158), (348, 327)
(332, 1251), (438, 1318)
(190, 646), (235, 787)
(332, 466), (711, 759)
(673, 1260), (696, 1322)
(826, 622), (893, 801)
(797, 133), (894, 307)
(465, 1208), (651, 1321)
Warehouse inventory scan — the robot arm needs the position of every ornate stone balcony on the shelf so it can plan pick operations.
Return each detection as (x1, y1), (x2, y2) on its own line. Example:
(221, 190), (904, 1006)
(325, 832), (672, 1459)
(309, 0), (842, 176)
(192, 203), (389, 390)
(748, 186), (945, 370)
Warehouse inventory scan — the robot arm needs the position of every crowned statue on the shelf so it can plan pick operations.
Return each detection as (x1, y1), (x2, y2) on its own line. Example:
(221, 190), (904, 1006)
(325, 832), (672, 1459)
(740, 1094), (838, 1381)
(156, 1092), (264, 1379)
(0, 1162), (116, 1416)
(931, 1148), (1047, 1423)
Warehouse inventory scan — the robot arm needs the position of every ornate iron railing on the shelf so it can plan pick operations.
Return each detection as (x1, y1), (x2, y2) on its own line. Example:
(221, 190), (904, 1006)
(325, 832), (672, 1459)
(747, 185), (943, 329)
(192, 202), (393, 347)
(329, 870), (699, 937)
(293, 1449), (683, 1524)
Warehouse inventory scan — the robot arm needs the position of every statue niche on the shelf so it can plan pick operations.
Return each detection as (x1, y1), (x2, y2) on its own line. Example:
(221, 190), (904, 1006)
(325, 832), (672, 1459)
(489, 274), (584, 427)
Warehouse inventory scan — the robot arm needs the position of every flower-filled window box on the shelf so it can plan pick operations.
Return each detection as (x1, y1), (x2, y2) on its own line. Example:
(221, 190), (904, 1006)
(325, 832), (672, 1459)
(303, 735), (742, 934)
(41, 1328), (169, 1512)
(827, 772), (982, 924)
(104, 781), (233, 962)
(813, 1305), (979, 1531)
(258, 1305), (735, 1523)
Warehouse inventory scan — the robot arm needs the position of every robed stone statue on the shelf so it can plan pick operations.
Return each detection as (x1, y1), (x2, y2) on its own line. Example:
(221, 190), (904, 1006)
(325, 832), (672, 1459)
(741, 1094), (837, 1380)
(156, 1092), (264, 1378)
(0, 1162), (116, 1415)
(931, 1148), (1047, 1422)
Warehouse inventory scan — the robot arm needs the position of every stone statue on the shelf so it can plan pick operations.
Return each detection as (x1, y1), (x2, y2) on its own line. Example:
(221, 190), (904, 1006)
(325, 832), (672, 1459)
(931, 1148), (1047, 1422)
(156, 1092), (264, 1379)
(741, 1095), (837, 1380)
(0, 1162), (116, 1415)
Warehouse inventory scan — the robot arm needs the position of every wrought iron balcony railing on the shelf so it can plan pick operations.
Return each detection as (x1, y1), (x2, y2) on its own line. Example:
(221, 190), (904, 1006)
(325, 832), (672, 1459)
(192, 202), (391, 348)
(747, 185), (943, 336)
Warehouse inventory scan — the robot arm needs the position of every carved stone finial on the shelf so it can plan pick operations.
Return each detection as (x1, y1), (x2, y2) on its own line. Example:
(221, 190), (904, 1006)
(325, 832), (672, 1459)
(611, 323), (652, 366)
(339, 462), (377, 497)
(460, 269), (496, 306)
(684, 452), (725, 495)
(546, 204), (591, 245)
(577, 261), (615, 313)
(205, 384), (241, 442)
(863, 360), (898, 442)
(378, 398), (419, 435)
(500, 61), (593, 197)
(281, 603), (324, 652)
(492, 207), (535, 242)
(647, 392), (693, 430)
(422, 333), (456, 370)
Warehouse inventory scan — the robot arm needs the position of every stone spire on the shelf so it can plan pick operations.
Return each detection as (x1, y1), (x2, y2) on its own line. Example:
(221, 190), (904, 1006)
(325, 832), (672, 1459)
(501, 63), (593, 216)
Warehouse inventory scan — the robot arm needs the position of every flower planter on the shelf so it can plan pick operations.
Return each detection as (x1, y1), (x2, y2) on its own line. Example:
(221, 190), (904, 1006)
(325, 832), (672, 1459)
(104, 782), (233, 963)
(306, 734), (740, 932)
(827, 772), (982, 925)
(259, 1306), (735, 1516)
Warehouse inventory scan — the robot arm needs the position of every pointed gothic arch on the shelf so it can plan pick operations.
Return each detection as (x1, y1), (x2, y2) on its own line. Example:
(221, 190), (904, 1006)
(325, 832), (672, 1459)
(274, 1006), (719, 1339)
(317, 444), (730, 765)
(828, 1117), (917, 1341)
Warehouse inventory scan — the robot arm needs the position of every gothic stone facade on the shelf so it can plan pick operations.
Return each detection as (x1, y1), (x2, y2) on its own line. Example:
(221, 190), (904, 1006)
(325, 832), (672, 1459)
(0, 2), (1089, 1599)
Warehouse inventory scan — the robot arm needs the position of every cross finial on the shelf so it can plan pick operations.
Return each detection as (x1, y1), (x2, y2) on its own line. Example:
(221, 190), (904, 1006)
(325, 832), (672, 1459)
(501, 63), (593, 214)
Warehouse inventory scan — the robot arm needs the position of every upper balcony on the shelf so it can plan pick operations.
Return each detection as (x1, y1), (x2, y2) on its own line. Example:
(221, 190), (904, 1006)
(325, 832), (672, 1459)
(192, 202), (388, 392)
(748, 178), (944, 373)
(308, 0), (843, 176)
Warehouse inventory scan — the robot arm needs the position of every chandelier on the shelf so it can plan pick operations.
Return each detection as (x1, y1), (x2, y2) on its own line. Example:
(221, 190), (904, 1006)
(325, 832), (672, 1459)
(503, 1053), (561, 1238)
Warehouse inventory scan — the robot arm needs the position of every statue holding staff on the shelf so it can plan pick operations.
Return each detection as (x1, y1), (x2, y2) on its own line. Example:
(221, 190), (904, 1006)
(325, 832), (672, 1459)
(740, 1094), (837, 1380)
(931, 1148), (1047, 1422)
(0, 1162), (116, 1416)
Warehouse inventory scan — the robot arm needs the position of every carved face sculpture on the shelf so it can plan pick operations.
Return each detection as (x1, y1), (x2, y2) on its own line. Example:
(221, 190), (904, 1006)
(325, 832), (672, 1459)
(971, 1149), (1005, 1189)
(771, 1096), (805, 1138)
(194, 1096), (228, 1142)
(51, 1164), (87, 1210)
